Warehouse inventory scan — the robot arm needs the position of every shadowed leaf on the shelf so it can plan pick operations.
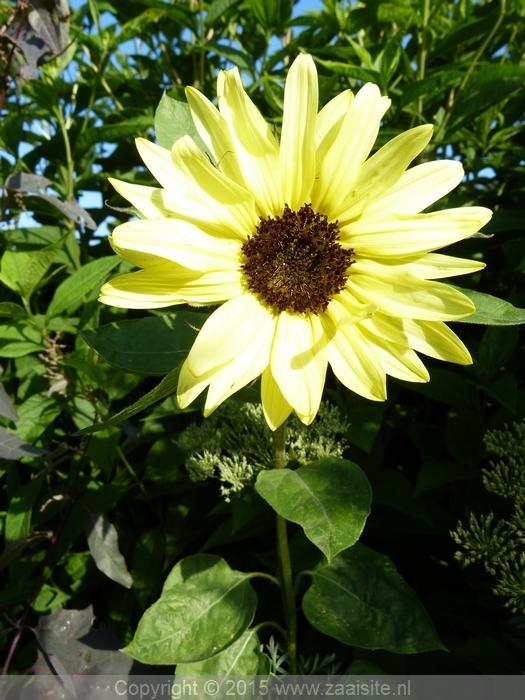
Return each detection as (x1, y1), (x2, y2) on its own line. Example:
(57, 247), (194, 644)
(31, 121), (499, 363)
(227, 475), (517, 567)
(0, 427), (47, 460)
(28, 9), (61, 54)
(34, 606), (146, 675)
(303, 544), (445, 653)
(85, 513), (133, 588)
(81, 311), (207, 375)
(0, 535), (47, 571)
(0, 382), (18, 421)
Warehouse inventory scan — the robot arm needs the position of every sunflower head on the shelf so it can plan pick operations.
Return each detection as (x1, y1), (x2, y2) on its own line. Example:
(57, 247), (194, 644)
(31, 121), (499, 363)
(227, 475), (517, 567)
(100, 54), (492, 430)
(241, 204), (354, 315)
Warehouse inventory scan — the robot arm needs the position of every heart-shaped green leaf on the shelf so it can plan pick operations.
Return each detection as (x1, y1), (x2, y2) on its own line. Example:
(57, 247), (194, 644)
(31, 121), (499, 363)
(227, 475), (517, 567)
(124, 554), (257, 664)
(303, 544), (445, 653)
(176, 629), (261, 676)
(255, 458), (371, 561)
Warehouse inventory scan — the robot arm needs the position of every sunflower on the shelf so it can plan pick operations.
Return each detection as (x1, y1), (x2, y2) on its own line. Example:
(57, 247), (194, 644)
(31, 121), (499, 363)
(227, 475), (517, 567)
(100, 54), (491, 430)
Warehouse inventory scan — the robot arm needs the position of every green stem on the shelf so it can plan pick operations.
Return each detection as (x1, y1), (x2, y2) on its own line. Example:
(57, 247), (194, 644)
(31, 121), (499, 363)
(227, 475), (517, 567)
(79, 51), (110, 136)
(253, 620), (287, 639)
(293, 570), (310, 598)
(117, 446), (157, 515)
(273, 421), (297, 673)
(54, 101), (82, 269)
(198, 0), (205, 87)
(414, 0), (430, 124)
(247, 572), (281, 587)
(55, 103), (74, 202)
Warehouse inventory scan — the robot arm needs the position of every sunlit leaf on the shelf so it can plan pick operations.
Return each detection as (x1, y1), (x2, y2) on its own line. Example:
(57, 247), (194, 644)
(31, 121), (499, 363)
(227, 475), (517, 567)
(176, 629), (261, 676)
(46, 256), (121, 319)
(155, 94), (208, 153)
(124, 554), (257, 664)
(256, 458), (371, 561)
(453, 287), (525, 326)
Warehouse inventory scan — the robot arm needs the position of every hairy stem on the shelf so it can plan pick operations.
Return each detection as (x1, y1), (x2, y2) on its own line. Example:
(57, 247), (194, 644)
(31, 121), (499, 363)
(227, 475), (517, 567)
(273, 421), (297, 673)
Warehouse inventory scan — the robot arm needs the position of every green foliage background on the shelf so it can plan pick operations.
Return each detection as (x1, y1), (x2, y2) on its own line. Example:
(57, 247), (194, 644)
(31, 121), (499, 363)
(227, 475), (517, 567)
(1, 0), (525, 675)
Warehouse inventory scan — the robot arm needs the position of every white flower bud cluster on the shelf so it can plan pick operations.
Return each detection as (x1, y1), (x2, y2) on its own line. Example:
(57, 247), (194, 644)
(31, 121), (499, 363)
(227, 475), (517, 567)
(179, 401), (349, 500)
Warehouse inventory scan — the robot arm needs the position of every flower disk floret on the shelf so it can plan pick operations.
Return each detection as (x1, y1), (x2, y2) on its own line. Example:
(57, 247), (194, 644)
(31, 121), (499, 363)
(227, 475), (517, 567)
(100, 53), (492, 430)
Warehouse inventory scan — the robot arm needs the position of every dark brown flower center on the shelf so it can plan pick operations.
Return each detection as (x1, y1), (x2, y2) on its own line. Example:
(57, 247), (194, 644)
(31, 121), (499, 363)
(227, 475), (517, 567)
(241, 203), (354, 314)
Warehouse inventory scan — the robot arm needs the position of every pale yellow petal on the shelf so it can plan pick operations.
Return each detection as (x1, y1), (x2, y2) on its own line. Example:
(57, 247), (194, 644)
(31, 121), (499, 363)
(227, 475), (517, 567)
(364, 160), (465, 217)
(341, 207), (492, 258)
(335, 125), (433, 224)
(375, 344), (430, 383)
(327, 293), (377, 327)
(362, 313), (473, 365)
(171, 135), (258, 237)
(186, 86), (246, 186)
(261, 365), (292, 431)
(177, 359), (217, 410)
(109, 235), (168, 269)
(204, 317), (275, 413)
(187, 293), (274, 376)
(359, 325), (430, 382)
(316, 89), (354, 150)
(348, 266), (475, 320)
(312, 83), (391, 219)
(219, 67), (282, 216)
(321, 316), (386, 401)
(108, 179), (164, 220)
(359, 313), (407, 346)
(108, 179), (232, 234)
(280, 54), (318, 209)
(111, 219), (241, 272)
(135, 138), (189, 191)
(99, 269), (185, 308)
(271, 312), (328, 419)
(135, 136), (261, 238)
(392, 253), (486, 280)
(176, 270), (244, 306)
(99, 265), (243, 308)
(403, 318), (473, 364)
